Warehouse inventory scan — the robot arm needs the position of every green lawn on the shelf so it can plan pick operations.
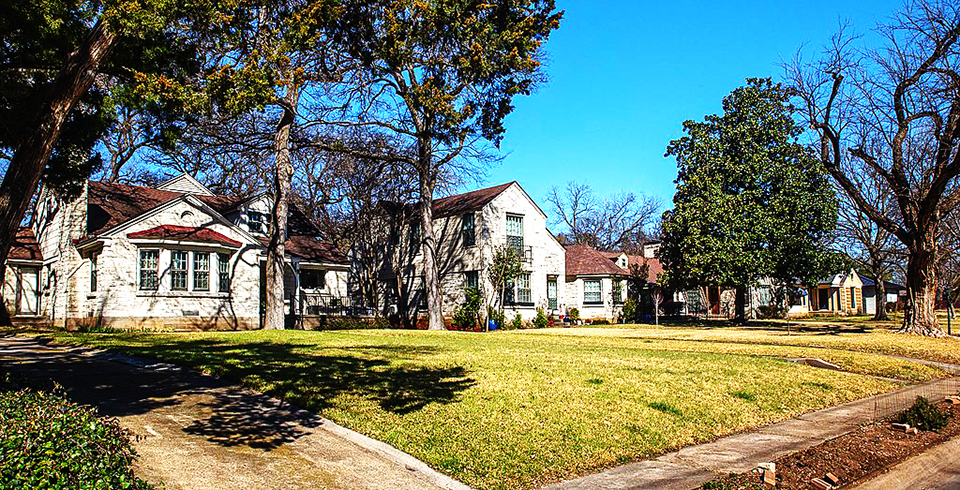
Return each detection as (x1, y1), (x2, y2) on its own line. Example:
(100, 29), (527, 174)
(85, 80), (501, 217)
(35, 325), (950, 490)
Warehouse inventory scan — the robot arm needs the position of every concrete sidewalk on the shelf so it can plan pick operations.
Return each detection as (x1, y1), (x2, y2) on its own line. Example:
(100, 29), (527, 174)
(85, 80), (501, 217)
(545, 372), (960, 490)
(0, 336), (468, 490)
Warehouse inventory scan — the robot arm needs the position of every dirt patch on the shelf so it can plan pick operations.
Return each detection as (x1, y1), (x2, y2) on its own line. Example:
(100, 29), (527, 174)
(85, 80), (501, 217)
(701, 401), (960, 489)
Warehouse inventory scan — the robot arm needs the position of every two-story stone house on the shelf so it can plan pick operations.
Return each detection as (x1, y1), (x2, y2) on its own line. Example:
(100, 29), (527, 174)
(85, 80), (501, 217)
(4, 174), (348, 330)
(381, 182), (566, 324)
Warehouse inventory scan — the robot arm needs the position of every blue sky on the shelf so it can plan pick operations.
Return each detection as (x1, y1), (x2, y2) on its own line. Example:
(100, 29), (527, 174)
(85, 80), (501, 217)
(487, 0), (901, 213)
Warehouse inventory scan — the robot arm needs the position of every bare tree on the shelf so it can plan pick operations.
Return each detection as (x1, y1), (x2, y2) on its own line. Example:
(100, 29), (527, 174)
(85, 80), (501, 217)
(834, 171), (904, 320)
(787, 1), (960, 335)
(547, 181), (660, 252)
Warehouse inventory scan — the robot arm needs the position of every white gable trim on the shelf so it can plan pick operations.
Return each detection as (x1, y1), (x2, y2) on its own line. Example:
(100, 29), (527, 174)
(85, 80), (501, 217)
(156, 173), (215, 196)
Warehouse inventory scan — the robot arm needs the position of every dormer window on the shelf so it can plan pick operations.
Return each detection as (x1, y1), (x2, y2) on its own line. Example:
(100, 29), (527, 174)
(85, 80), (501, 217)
(248, 211), (267, 234)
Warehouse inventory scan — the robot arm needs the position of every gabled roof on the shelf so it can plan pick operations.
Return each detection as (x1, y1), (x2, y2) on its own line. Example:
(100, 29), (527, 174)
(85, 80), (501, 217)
(269, 236), (349, 265)
(432, 182), (514, 219)
(10, 227), (41, 261)
(87, 181), (242, 236)
(86, 181), (319, 237)
(565, 244), (626, 276)
(858, 276), (905, 291)
(128, 225), (242, 248)
(155, 173), (215, 196)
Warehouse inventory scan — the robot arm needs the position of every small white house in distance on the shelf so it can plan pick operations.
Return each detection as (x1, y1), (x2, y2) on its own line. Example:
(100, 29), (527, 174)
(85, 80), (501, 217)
(8, 174), (349, 330)
(382, 182), (566, 324)
(562, 244), (628, 321)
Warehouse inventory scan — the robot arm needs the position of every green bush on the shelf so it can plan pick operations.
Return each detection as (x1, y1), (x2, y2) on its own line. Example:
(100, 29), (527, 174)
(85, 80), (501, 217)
(568, 307), (580, 322)
(533, 308), (548, 328)
(591, 319), (610, 325)
(487, 306), (505, 330)
(453, 287), (483, 330)
(511, 314), (523, 330)
(0, 388), (153, 489)
(622, 297), (638, 323)
(894, 396), (949, 432)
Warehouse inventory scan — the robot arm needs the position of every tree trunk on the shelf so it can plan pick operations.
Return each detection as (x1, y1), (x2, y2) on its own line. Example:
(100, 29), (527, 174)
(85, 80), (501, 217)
(901, 243), (944, 336)
(873, 269), (888, 321)
(734, 285), (747, 323)
(0, 22), (117, 326)
(264, 82), (301, 330)
(417, 141), (444, 331)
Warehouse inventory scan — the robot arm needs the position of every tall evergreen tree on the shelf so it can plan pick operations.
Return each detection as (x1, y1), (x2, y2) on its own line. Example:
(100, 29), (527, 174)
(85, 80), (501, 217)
(659, 78), (838, 321)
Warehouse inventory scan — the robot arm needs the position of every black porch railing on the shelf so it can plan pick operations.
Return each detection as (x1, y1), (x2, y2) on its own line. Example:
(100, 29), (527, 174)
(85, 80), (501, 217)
(506, 236), (533, 263)
(296, 293), (374, 317)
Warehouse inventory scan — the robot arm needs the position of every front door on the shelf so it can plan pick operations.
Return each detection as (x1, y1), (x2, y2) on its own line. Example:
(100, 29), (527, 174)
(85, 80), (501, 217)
(18, 267), (39, 315)
(818, 288), (829, 311)
(708, 287), (720, 315)
(547, 278), (557, 310)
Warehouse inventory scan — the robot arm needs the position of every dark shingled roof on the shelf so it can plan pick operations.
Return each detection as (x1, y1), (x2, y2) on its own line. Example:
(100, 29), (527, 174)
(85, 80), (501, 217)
(565, 244), (627, 276)
(432, 182), (514, 219)
(87, 181), (242, 236)
(10, 227), (41, 261)
(86, 181), (319, 236)
(128, 225), (243, 248)
(385, 182), (516, 221)
(277, 235), (349, 265)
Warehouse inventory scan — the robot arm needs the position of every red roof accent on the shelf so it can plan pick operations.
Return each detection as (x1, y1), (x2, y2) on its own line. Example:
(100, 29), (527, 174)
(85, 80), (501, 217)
(564, 244), (627, 276)
(10, 227), (41, 261)
(128, 225), (242, 247)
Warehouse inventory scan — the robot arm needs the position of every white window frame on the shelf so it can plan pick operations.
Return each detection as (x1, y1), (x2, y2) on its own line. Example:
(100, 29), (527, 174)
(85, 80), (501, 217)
(139, 249), (160, 291)
(584, 279), (602, 304)
(193, 252), (210, 291)
(171, 250), (189, 291)
(516, 272), (531, 304)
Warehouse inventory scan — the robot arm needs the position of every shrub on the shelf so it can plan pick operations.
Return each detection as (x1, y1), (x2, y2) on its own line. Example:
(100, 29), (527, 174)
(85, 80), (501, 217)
(622, 297), (638, 323)
(511, 314), (523, 330)
(487, 306), (505, 330)
(321, 317), (386, 330)
(453, 287), (483, 330)
(568, 308), (580, 322)
(533, 308), (548, 328)
(591, 319), (610, 325)
(0, 388), (153, 489)
(894, 396), (949, 432)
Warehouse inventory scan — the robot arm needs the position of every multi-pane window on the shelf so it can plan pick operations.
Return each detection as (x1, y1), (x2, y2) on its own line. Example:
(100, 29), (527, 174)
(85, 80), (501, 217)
(547, 278), (558, 310)
(218, 253), (230, 292)
(462, 213), (476, 247)
(301, 269), (326, 289)
(139, 250), (159, 290)
(193, 252), (210, 291)
(516, 272), (531, 304)
(90, 255), (97, 292)
(465, 271), (479, 290)
(584, 279), (602, 304)
(248, 211), (266, 233)
(409, 223), (421, 254)
(506, 215), (523, 252)
(170, 251), (189, 291)
(612, 280), (623, 304)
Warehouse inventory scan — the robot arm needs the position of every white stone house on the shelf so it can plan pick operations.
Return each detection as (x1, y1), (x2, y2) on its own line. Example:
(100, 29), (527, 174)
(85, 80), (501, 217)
(562, 244), (629, 321)
(5, 174), (349, 330)
(380, 182), (566, 325)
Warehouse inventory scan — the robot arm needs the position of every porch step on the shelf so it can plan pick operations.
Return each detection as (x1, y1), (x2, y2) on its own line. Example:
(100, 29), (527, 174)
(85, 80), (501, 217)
(11, 315), (51, 328)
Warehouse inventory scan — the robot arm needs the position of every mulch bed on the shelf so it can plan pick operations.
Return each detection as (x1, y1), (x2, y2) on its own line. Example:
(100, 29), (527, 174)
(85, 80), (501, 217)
(701, 401), (960, 489)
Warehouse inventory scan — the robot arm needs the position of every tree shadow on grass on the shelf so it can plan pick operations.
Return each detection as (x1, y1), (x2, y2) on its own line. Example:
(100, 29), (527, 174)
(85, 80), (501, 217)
(8, 336), (475, 451)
